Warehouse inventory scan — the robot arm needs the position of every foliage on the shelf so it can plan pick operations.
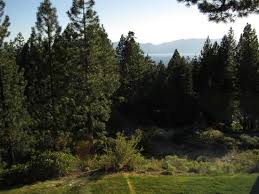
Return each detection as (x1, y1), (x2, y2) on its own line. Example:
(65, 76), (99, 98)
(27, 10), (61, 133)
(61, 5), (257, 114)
(1, 0), (259, 175)
(178, 0), (259, 22)
(0, 164), (30, 186)
(98, 131), (144, 171)
(238, 24), (259, 131)
(221, 136), (238, 150)
(228, 121), (243, 132)
(29, 152), (79, 181)
(0, 152), (79, 187)
(240, 135), (259, 149)
(199, 128), (224, 143)
(161, 150), (259, 175)
(0, 46), (31, 165)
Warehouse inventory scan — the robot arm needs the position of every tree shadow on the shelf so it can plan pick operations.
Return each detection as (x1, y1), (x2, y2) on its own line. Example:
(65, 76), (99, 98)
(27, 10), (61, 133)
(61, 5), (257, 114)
(250, 177), (259, 194)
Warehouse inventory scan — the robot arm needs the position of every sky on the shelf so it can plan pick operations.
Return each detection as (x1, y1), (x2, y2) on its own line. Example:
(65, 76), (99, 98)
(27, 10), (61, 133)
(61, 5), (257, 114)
(4, 0), (259, 44)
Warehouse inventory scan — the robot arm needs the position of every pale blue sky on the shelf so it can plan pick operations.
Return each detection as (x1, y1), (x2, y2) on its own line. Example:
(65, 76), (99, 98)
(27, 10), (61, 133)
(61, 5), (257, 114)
(5, 0), (259, 44)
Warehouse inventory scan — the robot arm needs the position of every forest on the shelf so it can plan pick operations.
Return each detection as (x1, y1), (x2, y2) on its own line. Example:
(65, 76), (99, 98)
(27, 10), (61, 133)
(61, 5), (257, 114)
(1, 0), (259, 192)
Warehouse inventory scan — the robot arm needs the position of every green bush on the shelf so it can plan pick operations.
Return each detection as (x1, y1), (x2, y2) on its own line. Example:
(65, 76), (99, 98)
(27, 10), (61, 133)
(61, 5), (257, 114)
(163, 156), (190, 173)
(199, 128), (224, 143)
(221, 136), (238, 149)
(29, 152), (80, 181)
(229, 150), (259, 173)
(161, 155), (236, 175)
(228, 121), (243, 132)
(240, 135), (259, 148)
(0, 164), (30, 187)
(141, 158), (163, 172)
(0, 152), (80, 187)
(98, 130), (144, 171)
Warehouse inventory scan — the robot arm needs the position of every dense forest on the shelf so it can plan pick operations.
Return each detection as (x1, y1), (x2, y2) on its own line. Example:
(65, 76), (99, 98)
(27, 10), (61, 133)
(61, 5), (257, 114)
(1, 0), (259, 188)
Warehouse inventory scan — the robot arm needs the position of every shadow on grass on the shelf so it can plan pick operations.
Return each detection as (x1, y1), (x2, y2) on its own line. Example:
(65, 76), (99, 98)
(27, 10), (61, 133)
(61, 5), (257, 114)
(250, 177), (259, 194)
(86, 169), (106, 181)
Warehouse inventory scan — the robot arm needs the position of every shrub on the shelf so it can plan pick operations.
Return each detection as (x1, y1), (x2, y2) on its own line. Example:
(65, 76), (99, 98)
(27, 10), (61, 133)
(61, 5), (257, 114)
(199, 128), (224, 143)
(81, 155), (100, 171)
(34, 131), (72, 153)
(0, 152), (80, 187)
(221, 136), (238, 150)
(163, 156), (190, 172)
(75, 140), (94, 160)
(98, 130), (144, 171)
(29, 152), (80, 181)
(240, 135), (259, 148)
(142, 158), (163, 172)
(161, 155), (236, 175)
(229, 150), (259, 173)
(0, 164), (30, 187)
(228, 121), (243, 132)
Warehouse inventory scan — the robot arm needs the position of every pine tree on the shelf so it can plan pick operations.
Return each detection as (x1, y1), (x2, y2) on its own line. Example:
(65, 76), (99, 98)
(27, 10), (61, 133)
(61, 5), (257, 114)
(34, 0), (61, 129)
(0, 0), (9, 46)
(216, 28), (238, 124)
(0, 3), (31, 165)
(191, 56), (201, 95)
(19, 28), (43, 125)
(116, 31), (152, 105)
(166, 50), (195, 125)
(237, 23), (259, 129)
(66, 0), (119, 139)
(0, 50), (31, 165)
(178, 0), (259, 22)
(198, 38), (221, 123)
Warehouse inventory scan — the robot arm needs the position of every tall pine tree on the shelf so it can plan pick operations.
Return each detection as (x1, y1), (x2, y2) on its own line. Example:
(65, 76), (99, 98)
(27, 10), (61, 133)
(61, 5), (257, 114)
(216, 28), (238, 124)
(0, 2), (31, 165)
(66, 0), (119, 140)
(166, 49), (195, 125)
(237, 24), (259, 129)
(34, 0), (61, 129)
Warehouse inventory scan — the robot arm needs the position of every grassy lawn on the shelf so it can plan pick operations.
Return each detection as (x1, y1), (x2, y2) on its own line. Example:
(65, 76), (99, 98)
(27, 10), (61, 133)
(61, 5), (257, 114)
(1, 174), (259, 194)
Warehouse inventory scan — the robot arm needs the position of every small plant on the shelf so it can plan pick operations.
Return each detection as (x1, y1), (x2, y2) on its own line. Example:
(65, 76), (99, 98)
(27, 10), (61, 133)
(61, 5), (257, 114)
(227, 121), (243, 133)
(0, 164), (30, 187)
(240, 135), (259, 148)
(98, 130), (144, 171)
(199, 128), (224, 143)
(29, 151), (80, 181)
(221, 136), (238, 150)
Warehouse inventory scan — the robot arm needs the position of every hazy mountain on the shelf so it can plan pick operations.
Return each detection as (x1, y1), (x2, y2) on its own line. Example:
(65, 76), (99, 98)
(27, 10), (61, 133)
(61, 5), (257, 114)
(113, 38), (220, 64)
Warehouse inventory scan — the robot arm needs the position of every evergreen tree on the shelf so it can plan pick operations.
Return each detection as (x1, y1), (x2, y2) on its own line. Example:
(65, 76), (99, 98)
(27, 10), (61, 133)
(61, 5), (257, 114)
(191, 56), (201, 95)
(0, 3), (31, 165)
(166, 50), (195, 125)
(0, 50), (31, 165)
(198, 38), (221, 123)
(178, 0), (259, 22)
(19, 28), (43, 125)
(34, 0), (61, 129)
(66, 0), (119, 139)
(237, 23), (259, 129)
(216, 28), (238, 124)
(116, 32), (152, 105)
(0, 0), (9, 46)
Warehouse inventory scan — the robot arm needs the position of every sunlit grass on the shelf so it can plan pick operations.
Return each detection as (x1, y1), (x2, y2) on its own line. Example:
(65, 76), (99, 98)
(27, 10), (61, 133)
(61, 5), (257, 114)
(1, 174), (258, 194)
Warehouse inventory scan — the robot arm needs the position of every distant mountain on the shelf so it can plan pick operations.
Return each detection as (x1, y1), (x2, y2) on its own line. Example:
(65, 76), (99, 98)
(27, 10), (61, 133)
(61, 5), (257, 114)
(113, 38), (220, 55)
(113, 38), (221, 64)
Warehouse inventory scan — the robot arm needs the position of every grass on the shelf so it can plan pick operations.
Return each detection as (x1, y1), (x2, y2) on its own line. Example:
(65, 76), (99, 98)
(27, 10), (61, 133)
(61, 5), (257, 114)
(1, 174), (259, 194)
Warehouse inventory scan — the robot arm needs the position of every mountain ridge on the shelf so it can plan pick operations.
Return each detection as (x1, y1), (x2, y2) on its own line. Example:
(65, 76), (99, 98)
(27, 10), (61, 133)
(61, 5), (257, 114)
(113, 38), (221, 55)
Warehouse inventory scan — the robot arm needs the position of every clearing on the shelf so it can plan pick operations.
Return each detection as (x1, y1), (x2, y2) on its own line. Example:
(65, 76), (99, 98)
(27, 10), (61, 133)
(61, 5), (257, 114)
(1, 174), (259, 194)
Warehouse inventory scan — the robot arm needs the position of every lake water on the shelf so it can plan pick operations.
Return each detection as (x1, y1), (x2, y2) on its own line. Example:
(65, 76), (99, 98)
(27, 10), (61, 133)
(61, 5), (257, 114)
(148, 53), (197, 65)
